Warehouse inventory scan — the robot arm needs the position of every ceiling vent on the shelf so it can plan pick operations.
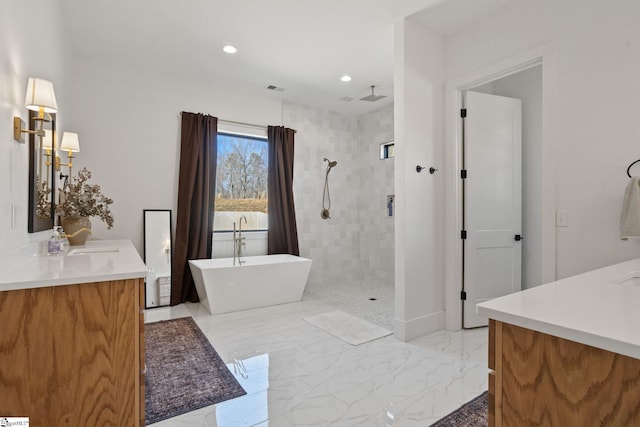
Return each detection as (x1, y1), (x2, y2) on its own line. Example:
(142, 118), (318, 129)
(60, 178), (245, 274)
(266, 84), (285, 92)
(359, 85), (386, 102)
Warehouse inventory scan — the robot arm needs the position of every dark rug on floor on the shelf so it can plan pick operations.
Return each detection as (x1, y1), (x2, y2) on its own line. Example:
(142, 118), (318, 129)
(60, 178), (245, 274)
(429, 391), (488, 427)
(145, 317), (246, 425)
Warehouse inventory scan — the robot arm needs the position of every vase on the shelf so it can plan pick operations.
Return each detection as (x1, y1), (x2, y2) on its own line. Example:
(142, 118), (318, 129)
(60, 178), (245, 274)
(62, 216), (92, 246)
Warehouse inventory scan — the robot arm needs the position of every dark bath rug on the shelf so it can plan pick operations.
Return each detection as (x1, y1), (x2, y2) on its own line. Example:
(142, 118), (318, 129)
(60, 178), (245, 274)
(429, 391), (488, 427)
(144, 316), (246, 425)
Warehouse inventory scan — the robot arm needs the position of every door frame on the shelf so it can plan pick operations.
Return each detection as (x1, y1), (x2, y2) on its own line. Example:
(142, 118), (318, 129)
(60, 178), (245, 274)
(444, 43), (558, 331)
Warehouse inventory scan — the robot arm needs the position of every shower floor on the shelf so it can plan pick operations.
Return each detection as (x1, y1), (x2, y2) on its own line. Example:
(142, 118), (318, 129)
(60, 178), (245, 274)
(303, 280), (394, 330)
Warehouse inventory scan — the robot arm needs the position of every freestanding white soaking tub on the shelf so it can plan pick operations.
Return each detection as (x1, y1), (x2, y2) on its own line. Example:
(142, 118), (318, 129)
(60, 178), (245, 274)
(188, 254), (312, 314)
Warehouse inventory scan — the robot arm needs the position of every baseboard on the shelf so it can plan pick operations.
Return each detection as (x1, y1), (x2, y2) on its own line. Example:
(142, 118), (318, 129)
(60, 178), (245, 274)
(393, 310), (445, 341)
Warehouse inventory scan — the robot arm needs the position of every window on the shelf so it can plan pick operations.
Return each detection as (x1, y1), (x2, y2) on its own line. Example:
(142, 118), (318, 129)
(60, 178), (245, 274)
(214, 133), (268, 231)
(380, 141), (394, 159)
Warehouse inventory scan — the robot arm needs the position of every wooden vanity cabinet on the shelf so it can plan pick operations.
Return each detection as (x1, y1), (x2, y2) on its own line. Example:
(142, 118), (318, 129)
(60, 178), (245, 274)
(0, 277), (145, 426)
(488, 319), (640, 426)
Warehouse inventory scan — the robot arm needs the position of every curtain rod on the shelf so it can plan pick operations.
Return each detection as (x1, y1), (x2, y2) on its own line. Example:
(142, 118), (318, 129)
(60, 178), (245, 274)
(180, 112), (296, 133)
(219, 118), (266, 130)
(219, 118), (297, 134)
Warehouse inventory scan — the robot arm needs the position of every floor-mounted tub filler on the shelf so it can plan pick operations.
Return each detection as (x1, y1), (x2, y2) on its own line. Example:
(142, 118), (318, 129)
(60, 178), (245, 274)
(189, 254), (312, 314)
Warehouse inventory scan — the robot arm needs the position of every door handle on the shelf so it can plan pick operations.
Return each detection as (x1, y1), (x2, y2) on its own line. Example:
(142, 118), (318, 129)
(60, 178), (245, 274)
(514, 234), (523, 241)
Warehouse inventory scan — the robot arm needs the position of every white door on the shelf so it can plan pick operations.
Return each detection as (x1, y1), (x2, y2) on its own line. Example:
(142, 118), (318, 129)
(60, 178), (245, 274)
(463, 91), (522, 328)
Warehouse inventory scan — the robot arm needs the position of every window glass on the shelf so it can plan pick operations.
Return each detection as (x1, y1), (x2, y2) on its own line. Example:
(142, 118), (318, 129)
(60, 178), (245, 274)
(214, 133), (268, 231)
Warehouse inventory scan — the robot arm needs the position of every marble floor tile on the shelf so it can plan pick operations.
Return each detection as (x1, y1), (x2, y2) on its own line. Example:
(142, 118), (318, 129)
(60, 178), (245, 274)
(146, 297), (488, 427)
(304, 280), (394, 330)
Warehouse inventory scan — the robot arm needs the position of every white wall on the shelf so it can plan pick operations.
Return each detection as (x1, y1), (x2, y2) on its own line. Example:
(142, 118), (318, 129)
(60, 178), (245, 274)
(469, 66), (543, 288)
(0, 0), (72, 251)
(394, 20), (445, 340)
(444, 0), (640, 279)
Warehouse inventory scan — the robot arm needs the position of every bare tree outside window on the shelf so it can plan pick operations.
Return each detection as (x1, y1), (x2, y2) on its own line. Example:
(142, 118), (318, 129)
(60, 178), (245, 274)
(214, 133), (268, 231)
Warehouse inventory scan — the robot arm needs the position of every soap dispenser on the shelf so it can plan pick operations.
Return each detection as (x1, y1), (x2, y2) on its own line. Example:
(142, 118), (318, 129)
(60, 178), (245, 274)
(47, 226), (65, 256)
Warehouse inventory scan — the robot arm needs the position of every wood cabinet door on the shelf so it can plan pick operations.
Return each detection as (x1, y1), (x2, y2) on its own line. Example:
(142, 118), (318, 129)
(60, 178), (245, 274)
(491, 321), (640, 426)
(0, 279), (140, 426)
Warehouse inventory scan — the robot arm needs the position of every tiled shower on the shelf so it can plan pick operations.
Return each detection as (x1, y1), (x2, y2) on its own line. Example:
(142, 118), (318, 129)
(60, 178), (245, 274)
(282, 101), (395, 327)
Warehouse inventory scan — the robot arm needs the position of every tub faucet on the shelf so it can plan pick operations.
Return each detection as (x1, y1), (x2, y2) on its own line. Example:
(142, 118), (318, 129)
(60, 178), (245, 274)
(238, 215), (247, 258)
(233, 217), (247, 266)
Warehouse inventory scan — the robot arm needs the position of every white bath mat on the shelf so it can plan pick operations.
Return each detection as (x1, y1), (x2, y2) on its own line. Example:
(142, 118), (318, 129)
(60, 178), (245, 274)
(303, 311), (392, 346)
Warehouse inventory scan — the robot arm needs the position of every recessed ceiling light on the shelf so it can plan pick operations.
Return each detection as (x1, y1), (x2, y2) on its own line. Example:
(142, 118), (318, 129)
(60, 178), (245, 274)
(340, 75), (352, 82)
(223, 45), (237, 54)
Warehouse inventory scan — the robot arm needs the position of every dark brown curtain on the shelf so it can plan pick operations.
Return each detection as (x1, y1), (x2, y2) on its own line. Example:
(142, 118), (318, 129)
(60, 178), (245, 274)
(171, 112), (217, 305)
(267, 126), (299, 255)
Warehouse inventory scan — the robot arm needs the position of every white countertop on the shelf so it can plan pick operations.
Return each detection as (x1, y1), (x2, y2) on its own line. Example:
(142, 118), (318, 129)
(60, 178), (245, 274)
(477, 258), (640, 360)
(0, 239), (147, 292)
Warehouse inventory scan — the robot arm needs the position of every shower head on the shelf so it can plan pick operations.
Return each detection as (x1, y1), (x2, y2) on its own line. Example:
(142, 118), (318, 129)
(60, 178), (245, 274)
(359, 85), (387, 102)
(324, 158), (337, 168)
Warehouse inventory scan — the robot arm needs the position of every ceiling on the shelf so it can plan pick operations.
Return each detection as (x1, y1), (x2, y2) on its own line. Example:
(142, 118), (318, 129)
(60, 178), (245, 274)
(58, 0), (512, 117)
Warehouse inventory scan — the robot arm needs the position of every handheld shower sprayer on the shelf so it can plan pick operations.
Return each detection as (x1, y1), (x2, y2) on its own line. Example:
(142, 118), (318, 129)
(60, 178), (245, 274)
(324, 158), (338, 169)
(322, 158), (338, 219)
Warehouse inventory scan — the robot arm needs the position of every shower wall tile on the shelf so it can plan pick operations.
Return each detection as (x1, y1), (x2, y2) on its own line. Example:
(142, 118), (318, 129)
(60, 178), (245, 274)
(283, 102), (361, 290)
(282, 101), (394, 291)
(357, 104), (395, 286)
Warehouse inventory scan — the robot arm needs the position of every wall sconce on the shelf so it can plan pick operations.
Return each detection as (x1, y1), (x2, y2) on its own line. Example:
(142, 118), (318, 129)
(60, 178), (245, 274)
(14, 77), (58, 143)
(58, 132), (80, 177)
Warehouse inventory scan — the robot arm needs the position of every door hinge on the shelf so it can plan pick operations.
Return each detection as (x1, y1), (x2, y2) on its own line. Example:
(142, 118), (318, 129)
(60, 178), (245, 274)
(460, 108), (467, 118)
(461, 290), (467, 300)
(460, 230), (467, 240)
(461, 169), (467, 179)
(514, 234), (523, 241)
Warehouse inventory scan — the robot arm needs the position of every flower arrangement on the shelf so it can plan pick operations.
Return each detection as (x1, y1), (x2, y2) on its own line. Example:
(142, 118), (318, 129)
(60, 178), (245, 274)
(56, 167), (114, 228)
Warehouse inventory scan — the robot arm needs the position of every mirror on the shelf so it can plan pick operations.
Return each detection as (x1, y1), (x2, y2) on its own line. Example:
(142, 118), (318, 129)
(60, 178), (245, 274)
(28, 110), (56, 233)
(143, 209), (173, 308)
